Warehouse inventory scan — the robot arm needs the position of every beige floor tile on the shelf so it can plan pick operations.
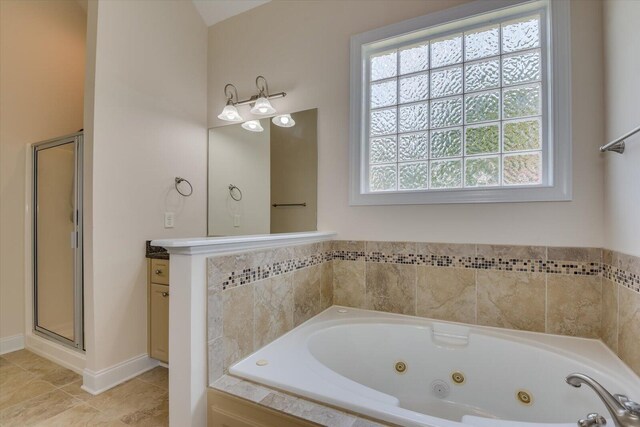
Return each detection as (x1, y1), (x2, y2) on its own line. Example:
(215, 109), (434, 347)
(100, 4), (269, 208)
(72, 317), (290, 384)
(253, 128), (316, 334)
(0, 378), (56, 411)
(119, 393), (168, 426)
(136, 367), (168, 390)
(87, 379), (167, 421)
(0, 363), (36, 389)
(0, 350), (168, 426)
(0, 357), (13, 369)
(60, 379), (95, 401)
(34, 403), (126, 427)
(40, 366), (81, 387)
(0, 389), (80, 426)
(2, 350), (62, 378)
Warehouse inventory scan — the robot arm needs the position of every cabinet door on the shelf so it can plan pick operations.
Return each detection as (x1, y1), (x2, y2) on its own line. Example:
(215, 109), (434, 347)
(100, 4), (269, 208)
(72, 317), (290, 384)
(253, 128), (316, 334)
(150, 284), (169, 362)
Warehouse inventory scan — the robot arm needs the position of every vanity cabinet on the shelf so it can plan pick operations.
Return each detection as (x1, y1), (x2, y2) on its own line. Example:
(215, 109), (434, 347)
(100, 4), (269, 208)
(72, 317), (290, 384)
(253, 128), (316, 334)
(148, 258), (169, 363)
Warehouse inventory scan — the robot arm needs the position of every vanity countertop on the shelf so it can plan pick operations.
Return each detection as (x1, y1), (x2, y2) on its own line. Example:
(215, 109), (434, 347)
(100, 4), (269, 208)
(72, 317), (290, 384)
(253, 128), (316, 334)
(146, 240), (169, 259)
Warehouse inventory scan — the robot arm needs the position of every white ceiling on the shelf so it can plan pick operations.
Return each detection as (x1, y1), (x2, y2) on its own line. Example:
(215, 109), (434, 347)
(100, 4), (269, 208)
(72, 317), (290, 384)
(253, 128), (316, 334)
(192, 0), (271, 27)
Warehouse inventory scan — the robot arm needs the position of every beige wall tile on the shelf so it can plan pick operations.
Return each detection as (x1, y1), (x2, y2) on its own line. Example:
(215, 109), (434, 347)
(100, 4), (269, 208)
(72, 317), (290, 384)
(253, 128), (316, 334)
(618, 286), (640, 376)
(222, 284), (254, 368)
(332, 240), (365, 252)
(333, 260), (366, 309)
(293, 265), (322, 326)
(601, 279), (618, 352)
(365, 241), (416, 255)
(293, 242), (321, 259)
(477, 244), (546, 260)
(320, 261), (333, 311)
(416, 243), (476, 258)
(207, 254), (238, 290)
(254, 274), (294, 349)
(547, 275), (602, 338)
(208, 336), (224, 384)
(547, 246), (602, 262)
(417, 267), (476, 324)
(617, 252), (640, 276)
(603, 249), (614, 266)
(477, 271), (545, 332)
(207, 288), (222, 341)
(366, 263), (416, 315)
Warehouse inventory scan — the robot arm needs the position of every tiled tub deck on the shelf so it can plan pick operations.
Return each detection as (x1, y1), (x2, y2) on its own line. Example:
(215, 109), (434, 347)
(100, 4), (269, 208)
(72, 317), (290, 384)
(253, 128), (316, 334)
(206, 240), (640, 425)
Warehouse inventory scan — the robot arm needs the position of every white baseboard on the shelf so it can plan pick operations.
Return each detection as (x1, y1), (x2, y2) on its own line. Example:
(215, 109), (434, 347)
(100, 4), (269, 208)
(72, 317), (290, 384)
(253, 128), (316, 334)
(25, 333), (85, 374)
(0, 334), (25, 355)
(82, 353), (159, 395)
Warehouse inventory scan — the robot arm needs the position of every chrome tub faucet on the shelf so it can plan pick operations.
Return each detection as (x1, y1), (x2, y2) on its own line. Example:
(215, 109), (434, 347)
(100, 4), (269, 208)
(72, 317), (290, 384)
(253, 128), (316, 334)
(566, 373), (640, 427)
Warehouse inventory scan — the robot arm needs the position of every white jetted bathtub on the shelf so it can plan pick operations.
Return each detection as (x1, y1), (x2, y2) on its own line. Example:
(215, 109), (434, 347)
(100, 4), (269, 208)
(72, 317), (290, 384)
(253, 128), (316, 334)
(230, 306), (640, 427)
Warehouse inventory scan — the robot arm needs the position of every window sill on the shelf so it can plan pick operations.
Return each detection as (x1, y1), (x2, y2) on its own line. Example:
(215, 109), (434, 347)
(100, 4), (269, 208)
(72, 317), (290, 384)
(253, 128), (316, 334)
(349, 184), (571, 205)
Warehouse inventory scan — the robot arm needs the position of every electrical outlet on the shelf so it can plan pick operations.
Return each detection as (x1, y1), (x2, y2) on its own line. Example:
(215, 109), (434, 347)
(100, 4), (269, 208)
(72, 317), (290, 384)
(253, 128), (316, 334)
(164, 212), (175, 228)
(233, 214), (240, 228)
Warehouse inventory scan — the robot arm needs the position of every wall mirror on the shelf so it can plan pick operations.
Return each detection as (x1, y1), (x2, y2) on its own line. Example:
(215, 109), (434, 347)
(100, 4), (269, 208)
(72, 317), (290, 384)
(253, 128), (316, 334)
(207, 108), (317, 236)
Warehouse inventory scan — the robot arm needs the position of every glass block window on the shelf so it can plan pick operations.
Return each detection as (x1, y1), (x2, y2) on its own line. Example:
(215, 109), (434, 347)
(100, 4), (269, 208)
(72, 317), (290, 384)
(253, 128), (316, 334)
(366, 15), (545, 192)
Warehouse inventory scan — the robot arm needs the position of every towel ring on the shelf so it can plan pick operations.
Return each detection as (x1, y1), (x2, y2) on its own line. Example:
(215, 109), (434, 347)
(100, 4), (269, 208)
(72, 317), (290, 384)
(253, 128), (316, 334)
(175, 177), (193, 197)
(228, 184), (242, 201)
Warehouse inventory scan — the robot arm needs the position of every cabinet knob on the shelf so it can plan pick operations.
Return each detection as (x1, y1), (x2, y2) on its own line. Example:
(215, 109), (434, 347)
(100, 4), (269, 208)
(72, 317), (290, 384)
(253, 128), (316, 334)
(161, 292), (169, 297)
(155, 269), (163, 275)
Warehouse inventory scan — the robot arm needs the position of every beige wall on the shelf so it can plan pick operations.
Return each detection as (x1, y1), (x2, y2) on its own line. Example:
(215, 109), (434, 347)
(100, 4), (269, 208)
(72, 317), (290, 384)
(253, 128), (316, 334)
(0, 0), (86, 341)
(603, 0), (640, 257)
(208, 0), (605, 247)
(85, 0), (207, 370)
(208, 122), (271, 236)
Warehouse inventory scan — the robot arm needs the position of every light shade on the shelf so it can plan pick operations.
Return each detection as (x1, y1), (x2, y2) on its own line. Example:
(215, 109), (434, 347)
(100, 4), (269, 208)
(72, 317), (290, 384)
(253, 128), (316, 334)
(272, 114), (295, 128)
(241, 120), (264, 132)
(217, 104), (243, 122)
(250, 97), (276, 115)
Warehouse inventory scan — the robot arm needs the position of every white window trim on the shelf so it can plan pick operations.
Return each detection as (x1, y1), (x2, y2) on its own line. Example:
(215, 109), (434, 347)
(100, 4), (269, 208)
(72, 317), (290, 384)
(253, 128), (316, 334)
(349, 0), (571, 205)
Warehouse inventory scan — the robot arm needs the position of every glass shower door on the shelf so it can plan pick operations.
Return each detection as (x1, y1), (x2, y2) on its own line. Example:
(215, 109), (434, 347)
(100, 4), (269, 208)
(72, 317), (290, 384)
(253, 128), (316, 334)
(33, 134), (83, 350)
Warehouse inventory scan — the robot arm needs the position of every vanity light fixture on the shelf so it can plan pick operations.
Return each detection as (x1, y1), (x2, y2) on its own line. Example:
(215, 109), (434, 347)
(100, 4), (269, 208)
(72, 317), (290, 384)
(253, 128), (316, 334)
(241, 120), (264, 132)
(217, 84), (243, 122)
(217, 76), (286, 122)
(249, 76), (278, 115)
(272, 114), (295, 128)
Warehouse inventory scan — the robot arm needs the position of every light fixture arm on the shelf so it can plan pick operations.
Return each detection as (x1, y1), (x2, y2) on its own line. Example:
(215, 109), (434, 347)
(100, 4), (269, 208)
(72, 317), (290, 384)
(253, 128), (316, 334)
(233, 76), (286, 106)
(255, 75), (270, 97)
(235, 91), (286, 106)
(223, 83), (239, 105)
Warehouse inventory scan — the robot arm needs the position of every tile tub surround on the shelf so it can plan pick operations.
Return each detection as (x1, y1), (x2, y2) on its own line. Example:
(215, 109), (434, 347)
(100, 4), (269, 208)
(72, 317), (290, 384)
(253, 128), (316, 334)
(601, 249), (640, 375)
(207, 240), (640, 386)
(207, 241), (333, 383)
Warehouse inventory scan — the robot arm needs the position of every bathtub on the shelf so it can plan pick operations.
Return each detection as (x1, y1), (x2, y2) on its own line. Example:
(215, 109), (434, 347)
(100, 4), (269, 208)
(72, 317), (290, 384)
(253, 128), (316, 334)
(230, 306), (640, 427)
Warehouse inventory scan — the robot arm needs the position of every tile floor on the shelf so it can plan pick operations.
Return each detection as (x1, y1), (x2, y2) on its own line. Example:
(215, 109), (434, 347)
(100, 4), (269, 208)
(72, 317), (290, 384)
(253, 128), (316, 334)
(0, 350), (168, 426)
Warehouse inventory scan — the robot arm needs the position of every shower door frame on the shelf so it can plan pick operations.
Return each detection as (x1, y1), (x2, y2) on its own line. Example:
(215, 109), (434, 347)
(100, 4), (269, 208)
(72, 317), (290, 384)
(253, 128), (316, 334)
(32, 132), (84, 351)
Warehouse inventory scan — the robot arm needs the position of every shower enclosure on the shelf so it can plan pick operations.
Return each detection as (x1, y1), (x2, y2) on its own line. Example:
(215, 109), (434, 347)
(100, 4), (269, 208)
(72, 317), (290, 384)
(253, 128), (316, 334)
(32, 132), (83, 350)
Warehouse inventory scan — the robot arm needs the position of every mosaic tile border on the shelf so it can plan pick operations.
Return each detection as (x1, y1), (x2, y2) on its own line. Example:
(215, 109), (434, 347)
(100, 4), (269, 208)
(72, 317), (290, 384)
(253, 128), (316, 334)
(602, 263), (640, 293)
(214, 251), (603, 292)
(220, 251), (332, 290)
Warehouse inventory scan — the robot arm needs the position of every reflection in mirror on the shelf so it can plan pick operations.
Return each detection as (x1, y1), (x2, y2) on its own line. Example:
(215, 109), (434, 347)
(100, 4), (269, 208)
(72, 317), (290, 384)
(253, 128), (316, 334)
(208, 108), (317, 236)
